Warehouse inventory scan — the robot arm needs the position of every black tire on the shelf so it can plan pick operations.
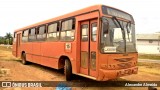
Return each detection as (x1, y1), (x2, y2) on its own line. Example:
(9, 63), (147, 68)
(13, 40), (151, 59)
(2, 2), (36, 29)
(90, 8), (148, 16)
(21, 53), (28, 65)
(64, 59), (72, 81)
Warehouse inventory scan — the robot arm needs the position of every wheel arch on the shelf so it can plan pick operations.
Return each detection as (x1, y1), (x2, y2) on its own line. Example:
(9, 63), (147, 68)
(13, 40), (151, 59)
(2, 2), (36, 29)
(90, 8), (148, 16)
(58, 55), (72, 69)
(21, 51), (25, 58)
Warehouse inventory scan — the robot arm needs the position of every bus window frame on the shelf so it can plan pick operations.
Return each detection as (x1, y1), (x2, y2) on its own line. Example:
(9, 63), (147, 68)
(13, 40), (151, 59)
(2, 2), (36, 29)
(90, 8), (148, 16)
(37, 24), (47, 41)
(81, 24), (89, 42)
(28, 27), (37, 42)
(47, 22), (59, 41)
(22, 29), (29, 42)
(60, 18), (76, 42)
(91, 22), (97, 42)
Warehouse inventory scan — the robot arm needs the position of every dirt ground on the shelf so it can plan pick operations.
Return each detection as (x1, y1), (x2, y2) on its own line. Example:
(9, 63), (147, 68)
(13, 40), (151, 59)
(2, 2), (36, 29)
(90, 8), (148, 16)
(0, 47), (160, 90)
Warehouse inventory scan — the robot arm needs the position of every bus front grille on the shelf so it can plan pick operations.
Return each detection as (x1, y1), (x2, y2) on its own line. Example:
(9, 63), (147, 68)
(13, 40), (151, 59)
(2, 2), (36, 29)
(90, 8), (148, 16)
(117, 62), (132, 69)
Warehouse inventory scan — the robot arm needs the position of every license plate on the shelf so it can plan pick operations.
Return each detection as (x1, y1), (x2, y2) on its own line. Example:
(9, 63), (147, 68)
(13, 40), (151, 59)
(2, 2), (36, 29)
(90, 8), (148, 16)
(121, 69), (131, 75)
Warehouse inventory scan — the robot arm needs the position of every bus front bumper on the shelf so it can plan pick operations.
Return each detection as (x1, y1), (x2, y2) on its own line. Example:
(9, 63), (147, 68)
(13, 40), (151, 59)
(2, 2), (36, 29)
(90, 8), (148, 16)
(97, 66), (138, 81)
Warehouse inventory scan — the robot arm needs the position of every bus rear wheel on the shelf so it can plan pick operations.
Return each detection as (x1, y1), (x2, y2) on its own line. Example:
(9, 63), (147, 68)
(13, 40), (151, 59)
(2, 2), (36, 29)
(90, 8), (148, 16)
(64, 59), (72, 81)
(21, 53), (28, 65)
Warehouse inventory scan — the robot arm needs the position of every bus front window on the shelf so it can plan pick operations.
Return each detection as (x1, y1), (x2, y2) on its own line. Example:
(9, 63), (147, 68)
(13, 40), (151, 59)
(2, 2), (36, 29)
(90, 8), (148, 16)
(101, 17), (137, 53)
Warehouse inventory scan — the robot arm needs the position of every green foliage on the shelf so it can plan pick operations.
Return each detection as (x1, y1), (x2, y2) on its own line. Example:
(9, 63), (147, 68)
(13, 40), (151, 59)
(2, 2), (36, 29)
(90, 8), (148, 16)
(0, 32), (13, 45)
(0, 37), (5, 44)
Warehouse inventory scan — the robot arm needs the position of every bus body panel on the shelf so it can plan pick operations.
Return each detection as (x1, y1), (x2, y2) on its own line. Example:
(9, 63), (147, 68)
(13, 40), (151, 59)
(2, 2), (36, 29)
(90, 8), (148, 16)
(97, 53), (138, 80)
(12, 5), (138, 81)
(75, 11), (99, 78)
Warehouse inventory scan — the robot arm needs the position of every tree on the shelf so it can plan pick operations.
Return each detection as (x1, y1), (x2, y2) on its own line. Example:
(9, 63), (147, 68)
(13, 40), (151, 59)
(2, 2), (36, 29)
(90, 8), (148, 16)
(5, 32), (13, 45)
(0, 37), (5, 44)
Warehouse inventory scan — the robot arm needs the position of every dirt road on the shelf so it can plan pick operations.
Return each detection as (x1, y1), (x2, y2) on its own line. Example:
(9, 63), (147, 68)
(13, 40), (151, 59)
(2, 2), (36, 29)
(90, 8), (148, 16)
(0, 48), (160, 90)
(139, 59), (160, 63)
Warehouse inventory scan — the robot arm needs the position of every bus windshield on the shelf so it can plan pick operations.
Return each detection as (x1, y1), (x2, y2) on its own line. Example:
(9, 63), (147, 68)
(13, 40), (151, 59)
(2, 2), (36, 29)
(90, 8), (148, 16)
(101, 17), (137, 53)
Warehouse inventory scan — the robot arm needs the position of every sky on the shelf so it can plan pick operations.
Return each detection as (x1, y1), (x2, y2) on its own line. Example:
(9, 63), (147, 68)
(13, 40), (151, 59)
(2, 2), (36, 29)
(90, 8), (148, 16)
(0, 0), (160, 36)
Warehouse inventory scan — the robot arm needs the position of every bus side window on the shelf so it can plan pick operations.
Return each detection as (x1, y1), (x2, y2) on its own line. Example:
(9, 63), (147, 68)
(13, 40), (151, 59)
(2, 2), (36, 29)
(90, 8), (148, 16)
(37, 25), (46, 41)
(60, 19), (75, 41)
(28, 28), (36, 41)
(22, 29), (29, 42)
(47, 23), (59, 41)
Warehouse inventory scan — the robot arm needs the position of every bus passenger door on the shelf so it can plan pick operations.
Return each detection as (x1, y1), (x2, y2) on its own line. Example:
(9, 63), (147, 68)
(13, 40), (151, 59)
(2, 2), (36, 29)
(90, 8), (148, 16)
(80, 19), (97, 77)
(16, 33), (21, 57)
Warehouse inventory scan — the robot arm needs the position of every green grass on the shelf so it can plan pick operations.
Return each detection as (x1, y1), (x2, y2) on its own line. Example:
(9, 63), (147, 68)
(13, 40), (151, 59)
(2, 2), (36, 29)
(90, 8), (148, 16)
(138, 54), (160, 60)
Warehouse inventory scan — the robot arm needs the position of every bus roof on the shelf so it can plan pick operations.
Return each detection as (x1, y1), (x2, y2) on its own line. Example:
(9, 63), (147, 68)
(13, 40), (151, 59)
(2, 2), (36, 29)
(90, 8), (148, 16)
(15, 4), (131, 32)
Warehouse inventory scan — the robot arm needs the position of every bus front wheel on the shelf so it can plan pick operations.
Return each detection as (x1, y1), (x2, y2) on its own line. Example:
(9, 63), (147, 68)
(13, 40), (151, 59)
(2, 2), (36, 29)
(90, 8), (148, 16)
(64, 59), (72, 81)
(21, 53), (28, 65)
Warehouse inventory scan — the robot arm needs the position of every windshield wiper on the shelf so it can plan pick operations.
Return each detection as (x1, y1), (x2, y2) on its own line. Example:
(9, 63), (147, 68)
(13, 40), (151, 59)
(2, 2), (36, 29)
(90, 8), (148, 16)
(126, 21), (131, 42)
(112, 16), (126, 52)
(112, 16), (124, 31)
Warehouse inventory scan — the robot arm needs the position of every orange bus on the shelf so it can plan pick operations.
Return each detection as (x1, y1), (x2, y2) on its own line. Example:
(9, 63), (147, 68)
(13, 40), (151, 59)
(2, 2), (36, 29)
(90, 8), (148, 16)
(12, 5), (138, 81)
